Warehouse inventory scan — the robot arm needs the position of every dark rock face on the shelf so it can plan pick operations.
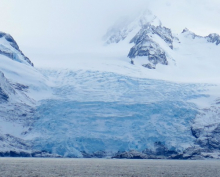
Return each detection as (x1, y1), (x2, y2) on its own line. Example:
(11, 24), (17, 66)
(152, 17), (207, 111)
(112, 142), (219, 160)
(128, 25), (172, 68)
(0, 50), (16, 61)
(128, 36), (168, 66)
(0, 150), (61, 158)
(0, 32), (19, 51)
(0, 87), (9, 102)
(192, 123), (220, 150)
(182, 28), (189, 33)
(152, 26), (173, 49)
(191, 104), (220, 151)
(113, 150), (149, 159)
(0, 134), (31, 155)
(113, 142), (179, 159)
(170, 146), (207, 160)
(5, 34), (20, 50)
(0, 72), (9, 102)
(0, 31), (33, 66)
(142, 142), (178, 158)
(206, 33), (220, 45)
(142, 63), (155, 69)
(13, 83), (29, 91)
(130, 25), (173, 49)
(81, 151), (107, 158)
(191, 127), (200, 139)
(188, 102), (220, 159)
(0, 71), (15, 102)
(4, 134), (30, 150)
(0, 151), (31, 157)
(128, 37), (168, 65)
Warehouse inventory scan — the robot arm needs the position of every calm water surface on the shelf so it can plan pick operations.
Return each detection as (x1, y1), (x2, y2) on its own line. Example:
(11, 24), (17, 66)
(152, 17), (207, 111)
(0, 158), (220, 177)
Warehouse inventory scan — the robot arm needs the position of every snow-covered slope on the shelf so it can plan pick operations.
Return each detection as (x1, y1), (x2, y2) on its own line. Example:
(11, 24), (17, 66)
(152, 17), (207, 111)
(0, 32), (51, 156)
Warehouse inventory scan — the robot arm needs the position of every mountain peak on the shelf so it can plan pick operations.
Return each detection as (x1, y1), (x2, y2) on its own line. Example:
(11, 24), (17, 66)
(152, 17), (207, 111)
(138, 10), (161, 27)
(104, 10), (161, 44)
(0, 31), (34, 66)
(182, 28), (189, 33)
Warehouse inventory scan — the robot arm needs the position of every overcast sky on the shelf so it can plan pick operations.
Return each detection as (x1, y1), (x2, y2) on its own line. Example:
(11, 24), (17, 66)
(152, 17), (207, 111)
(0, 0), (220, 67)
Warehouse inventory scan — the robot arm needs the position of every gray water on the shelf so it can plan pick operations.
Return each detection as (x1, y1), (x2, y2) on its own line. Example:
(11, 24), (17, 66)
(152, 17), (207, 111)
(0, 158), (220, 177)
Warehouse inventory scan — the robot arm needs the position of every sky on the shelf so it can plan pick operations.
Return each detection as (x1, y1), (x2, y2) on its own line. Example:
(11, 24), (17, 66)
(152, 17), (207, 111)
(0, 0), (220, 67)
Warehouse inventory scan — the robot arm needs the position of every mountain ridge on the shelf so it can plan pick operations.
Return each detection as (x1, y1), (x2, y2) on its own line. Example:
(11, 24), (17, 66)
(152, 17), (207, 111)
(104, 11), (220, 71)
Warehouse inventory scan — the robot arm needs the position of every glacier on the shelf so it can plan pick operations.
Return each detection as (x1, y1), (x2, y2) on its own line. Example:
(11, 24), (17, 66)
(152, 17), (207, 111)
(27, 70), (211, 157)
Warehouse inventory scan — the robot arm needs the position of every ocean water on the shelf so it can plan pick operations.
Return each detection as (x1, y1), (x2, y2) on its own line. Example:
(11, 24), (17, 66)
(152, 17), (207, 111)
(1, 158), (220, 177)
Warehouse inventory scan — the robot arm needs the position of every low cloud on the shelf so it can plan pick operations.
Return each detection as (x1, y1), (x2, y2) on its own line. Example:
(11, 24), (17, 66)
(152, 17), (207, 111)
(0, 0), (219, 66)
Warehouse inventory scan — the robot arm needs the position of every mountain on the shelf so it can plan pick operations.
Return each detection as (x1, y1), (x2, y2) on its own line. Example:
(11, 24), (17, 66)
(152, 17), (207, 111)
(0, 32), (33, 66)
(104, 11), (220, 74)
(0, 31), (51, 156)
(1, 10), (220, 159)
(104, 10), (161, 44)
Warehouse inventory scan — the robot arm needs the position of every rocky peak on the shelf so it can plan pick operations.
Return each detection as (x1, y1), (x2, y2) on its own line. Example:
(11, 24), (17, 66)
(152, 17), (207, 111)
(138, 10), (161, 27)
(128, 24), (173, 68)
(182, 28), (190, 33)
(128, 35), (168, 66)
(104, 10), (174, 69)
(182, 29), (220, 46)
(206, 33), (220, 45)
(0, 32), (20, 50)
(130, 24), (173, 49)
(181, 28), (201, 39)
(0, 31), (34, 66)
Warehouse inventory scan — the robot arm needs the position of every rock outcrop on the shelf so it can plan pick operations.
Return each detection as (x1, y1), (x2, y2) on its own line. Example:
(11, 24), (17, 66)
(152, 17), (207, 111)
(127, 24), (174, 68)
(206, 33), (220, 45)
(0, 71), (15, 103)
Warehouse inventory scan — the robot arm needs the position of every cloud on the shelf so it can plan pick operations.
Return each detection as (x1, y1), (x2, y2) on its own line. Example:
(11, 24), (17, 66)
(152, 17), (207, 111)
(0, 0), (219, 66)
(148, 0), (220, 35)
